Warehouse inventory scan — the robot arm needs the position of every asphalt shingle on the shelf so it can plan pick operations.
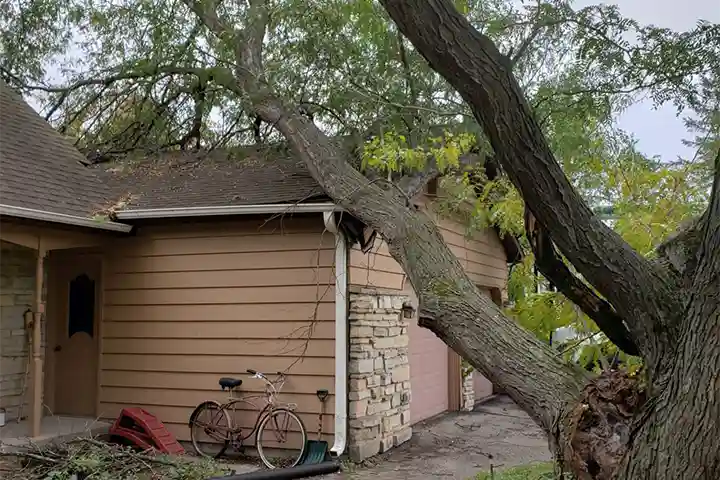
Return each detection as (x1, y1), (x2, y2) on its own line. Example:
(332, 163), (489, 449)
(92, 147), (330, 211)
(0, 80), (112, 218)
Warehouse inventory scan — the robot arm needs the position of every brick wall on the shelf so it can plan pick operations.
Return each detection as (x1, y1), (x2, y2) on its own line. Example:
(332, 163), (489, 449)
(0, 241), (36, 421)
(347, 286), (413, 461)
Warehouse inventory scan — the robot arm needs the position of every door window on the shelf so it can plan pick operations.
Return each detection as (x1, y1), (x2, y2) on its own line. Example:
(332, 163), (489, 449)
(68, 274), (95, 338)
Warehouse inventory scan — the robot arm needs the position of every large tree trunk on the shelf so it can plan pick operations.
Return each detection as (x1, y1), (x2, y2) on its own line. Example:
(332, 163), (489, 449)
(617, 163), (720, 480)
(377, 1), (720, 478)
(183, 0), (719, 477)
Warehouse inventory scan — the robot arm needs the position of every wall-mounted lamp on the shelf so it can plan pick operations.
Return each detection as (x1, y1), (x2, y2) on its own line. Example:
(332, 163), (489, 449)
(401, 301), (415, 319)
(23, 308), (33, 330)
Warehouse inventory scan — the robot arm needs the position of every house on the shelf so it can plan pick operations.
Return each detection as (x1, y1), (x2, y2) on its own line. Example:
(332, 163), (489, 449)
(0, 81), (515, 460)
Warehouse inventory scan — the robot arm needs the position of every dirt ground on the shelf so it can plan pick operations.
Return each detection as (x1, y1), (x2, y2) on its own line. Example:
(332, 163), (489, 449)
(223, 396), (551, 479)
(0, 396), (549, 479)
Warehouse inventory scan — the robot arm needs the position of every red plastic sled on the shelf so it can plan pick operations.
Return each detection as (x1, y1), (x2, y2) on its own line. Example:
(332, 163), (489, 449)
(109, 407), (185, 455)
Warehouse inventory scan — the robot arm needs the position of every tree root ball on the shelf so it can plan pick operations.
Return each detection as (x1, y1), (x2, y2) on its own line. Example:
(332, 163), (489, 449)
(564, 370), (647, 480)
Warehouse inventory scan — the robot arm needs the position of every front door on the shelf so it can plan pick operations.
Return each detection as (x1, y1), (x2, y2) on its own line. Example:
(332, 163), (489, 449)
(50, 254), (101, 416)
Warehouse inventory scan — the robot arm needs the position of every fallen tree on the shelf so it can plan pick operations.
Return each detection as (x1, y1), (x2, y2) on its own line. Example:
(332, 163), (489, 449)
(178, 1), (719, 477)
(4, 0), (718, 477)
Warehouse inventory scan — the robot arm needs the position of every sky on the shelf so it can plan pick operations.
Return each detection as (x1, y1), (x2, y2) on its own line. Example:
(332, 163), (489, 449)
(574, 0), (719, 161)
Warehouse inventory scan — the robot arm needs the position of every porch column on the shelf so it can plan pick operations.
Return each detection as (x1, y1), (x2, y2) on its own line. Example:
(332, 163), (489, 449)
(30, 245), (46, 437)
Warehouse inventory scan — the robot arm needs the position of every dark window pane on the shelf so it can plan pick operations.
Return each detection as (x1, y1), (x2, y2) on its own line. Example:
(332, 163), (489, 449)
(68, 274), (95, 338)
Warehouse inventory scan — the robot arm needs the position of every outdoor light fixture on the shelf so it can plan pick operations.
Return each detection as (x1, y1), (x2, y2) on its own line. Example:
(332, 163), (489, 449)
(402, 301), (415, 319)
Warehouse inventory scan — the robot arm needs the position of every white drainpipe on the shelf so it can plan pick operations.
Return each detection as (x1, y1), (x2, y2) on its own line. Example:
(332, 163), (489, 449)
(323, 211), (348, 456)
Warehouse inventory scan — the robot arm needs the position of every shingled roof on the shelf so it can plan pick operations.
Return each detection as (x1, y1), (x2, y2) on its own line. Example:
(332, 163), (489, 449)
(0, 80), (111, 218)
(92, 147), (330, 212)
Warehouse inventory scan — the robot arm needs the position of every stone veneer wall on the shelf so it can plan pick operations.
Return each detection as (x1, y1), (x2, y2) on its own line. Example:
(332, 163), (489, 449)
(347, 286), (413, 461)
(0, 241), (37, 421)
(462, 371), (474, 411)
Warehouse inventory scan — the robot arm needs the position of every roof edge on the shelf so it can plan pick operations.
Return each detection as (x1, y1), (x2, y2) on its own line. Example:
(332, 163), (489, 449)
(114, 202), (340, 219)
(0, 204), (133, 233)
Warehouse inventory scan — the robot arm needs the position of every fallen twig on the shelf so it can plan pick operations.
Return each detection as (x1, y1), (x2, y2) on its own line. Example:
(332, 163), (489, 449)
(0, 433), (228, 480)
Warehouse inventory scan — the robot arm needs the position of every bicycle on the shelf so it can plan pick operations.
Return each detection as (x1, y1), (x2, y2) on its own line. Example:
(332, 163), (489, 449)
(188, 369), (308, 469)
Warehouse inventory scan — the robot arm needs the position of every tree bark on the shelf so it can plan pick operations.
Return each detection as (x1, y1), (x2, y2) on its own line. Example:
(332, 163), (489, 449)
(378, 0), (683, 374)
(615, 159), (720, 480)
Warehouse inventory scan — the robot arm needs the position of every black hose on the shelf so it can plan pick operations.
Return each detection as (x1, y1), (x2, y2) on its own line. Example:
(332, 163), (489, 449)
(206, 461), (341, 480)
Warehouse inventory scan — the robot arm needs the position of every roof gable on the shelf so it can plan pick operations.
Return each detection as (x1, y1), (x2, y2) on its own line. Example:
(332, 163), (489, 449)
(0, 81), (110, 218)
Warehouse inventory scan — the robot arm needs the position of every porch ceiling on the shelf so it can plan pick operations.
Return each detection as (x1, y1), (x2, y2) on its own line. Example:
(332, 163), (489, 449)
(0, 217), (125, 251)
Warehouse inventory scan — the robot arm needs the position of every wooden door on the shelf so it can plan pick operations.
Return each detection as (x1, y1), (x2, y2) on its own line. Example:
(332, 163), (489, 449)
(50, 255), (101, 416)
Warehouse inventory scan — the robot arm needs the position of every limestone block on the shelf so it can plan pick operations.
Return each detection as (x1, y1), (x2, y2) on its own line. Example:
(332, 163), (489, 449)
(391, 364), (410, 383)
(394, 427), (412, 445)
(349, 439), (380, 462)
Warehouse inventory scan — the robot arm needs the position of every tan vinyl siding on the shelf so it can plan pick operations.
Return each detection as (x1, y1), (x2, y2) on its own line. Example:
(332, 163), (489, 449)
(348, 240), (406, 290)
(99, 216), (336, 443)
(433, 216), (508, 290)
(348, 199), (508, 291)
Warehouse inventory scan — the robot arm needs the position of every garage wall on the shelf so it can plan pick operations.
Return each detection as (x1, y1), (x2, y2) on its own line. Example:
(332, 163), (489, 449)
(99, 215), (337, 443)
(348, 240), (405, 290)
(405, 286), (450, 423)
(348, 202), (508, 293)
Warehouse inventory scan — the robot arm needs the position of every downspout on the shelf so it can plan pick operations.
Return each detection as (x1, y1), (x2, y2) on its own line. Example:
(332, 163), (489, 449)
(31, 237), (47, 437)
(323, 212), (348, 456)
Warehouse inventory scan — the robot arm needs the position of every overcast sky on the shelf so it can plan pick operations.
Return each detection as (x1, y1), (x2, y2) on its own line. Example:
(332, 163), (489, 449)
(576, 0), (719, 161)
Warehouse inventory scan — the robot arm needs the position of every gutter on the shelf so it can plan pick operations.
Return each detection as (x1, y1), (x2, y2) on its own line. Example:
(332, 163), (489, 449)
(114, 203), (340, 219)
(0, 204), (133, 233)
(323, 211), (348, 456)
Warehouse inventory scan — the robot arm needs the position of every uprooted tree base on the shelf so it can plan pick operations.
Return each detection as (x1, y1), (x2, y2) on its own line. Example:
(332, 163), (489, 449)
(563, 371), (647, 480)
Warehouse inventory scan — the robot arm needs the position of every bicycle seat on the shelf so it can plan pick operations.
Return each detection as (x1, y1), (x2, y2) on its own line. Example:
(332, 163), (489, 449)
(219, 377), (243, 390)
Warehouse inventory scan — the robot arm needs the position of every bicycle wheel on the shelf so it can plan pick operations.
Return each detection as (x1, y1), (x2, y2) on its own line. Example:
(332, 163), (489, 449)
(256, 408), (307, 469)
(189, 401), (231, 458)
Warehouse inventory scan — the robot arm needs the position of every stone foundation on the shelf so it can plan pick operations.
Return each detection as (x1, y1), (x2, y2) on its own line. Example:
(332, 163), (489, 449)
(347, 286), (412, 461)
(0, 241), (36, 421)
(462, 371), (474, 411)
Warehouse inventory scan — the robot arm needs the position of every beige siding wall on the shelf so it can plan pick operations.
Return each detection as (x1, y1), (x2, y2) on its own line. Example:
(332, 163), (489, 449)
(348, 240), (406, 290)
(349, 201), (508, 291)
(432, 215), (508, 290)
(99, 216), (337, 442)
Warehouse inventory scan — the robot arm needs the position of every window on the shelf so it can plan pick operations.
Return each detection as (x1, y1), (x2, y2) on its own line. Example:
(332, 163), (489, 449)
(68, 274), (95, 338)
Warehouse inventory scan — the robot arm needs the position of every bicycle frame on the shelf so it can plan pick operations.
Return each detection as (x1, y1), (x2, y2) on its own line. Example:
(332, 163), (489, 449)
(200, 371), (298, 447)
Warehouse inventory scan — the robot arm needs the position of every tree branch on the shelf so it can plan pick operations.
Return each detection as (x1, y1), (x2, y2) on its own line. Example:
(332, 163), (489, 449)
(654, 213), (708, 287)
(380, 0), (682, 371)
(396, 151), (482, 199)
(524, 207), (639, 356)
(509, 0), (549, 68)
(182, 0), (587, 436)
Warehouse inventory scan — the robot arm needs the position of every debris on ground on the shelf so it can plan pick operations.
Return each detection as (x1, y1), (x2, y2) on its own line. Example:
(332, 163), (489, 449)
(0, 437), (228, 480)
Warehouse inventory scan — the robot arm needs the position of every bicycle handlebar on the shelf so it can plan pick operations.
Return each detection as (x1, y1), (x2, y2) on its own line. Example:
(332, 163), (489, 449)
(247, 369), (284, 380)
